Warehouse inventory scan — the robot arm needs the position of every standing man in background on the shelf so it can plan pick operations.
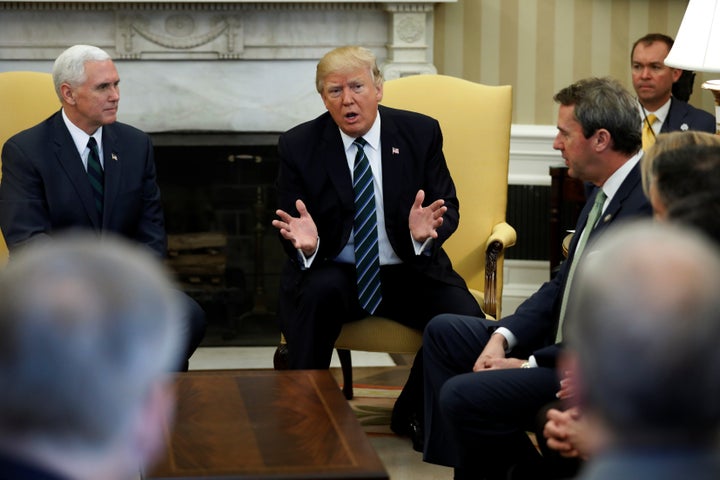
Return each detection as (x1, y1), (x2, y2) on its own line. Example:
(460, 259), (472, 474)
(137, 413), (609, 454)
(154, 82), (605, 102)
(0, 44), (206, 370)
(631, 33), (716, 150)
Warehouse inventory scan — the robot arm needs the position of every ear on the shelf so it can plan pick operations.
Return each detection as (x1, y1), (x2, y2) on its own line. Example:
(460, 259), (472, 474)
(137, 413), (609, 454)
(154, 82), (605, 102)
(670, 67), (683, 84)
(60, 83), (75, 106)
(375, 82), (383, 103)
(594, 128), (611, 151)
(131, 380), (177, 472)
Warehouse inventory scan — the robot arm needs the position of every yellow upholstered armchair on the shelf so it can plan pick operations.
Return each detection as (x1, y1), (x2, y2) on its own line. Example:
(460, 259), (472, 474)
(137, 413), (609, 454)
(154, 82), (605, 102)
(334, 75), (516, 398)
(275, 75), (516, 400)
(0, 71), (60, 268)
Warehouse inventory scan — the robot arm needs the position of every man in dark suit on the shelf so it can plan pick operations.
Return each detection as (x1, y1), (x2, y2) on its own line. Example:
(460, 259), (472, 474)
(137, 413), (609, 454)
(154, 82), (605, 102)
(271, 46), (483, 448)
(421, 77), (654, 480)
(0, 44), (205, 371)
(631, 33), (716, 150)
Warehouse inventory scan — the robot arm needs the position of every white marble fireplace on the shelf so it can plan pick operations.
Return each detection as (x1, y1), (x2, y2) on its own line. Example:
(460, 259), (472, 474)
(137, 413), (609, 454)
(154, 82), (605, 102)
(0, 0), (453, 134)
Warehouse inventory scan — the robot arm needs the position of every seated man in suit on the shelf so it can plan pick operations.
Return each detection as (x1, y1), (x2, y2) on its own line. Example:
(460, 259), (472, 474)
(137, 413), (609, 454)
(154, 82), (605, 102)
(538, 138), (720, 478)
(0, 232), (185, 480)
(271, 45), (483, 450)
(560, 220), (720, 480)
(631, 33), (716, 150)
(0, 44), (206, 370)
(421, 77), (653, 480)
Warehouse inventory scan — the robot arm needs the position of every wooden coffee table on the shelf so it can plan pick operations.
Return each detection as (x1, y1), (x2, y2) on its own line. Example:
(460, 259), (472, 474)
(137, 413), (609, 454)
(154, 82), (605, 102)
(143, 369), (389, 480)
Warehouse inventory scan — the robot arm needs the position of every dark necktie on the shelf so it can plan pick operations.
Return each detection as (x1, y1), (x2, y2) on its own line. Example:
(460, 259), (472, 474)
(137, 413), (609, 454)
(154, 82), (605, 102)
(352, 137), (382, 314)
(86, 137), (104, 219)
(556, 190), (607, 342)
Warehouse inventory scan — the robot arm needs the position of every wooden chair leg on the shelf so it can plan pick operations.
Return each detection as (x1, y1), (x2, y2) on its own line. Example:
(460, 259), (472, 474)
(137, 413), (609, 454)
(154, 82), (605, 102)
(273, 343), (289, 370)
(337, 348), (353, 400)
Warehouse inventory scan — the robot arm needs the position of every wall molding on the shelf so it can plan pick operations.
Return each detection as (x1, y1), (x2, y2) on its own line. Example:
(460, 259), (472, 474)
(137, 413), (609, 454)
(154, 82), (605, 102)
(509, 124), (559, 186)
(502, 259), (549, 317)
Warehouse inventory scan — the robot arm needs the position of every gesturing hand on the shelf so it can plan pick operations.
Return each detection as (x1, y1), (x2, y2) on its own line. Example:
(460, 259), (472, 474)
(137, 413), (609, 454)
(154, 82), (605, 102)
(408, 189), (446, 243)
(272, 199), (319, 256)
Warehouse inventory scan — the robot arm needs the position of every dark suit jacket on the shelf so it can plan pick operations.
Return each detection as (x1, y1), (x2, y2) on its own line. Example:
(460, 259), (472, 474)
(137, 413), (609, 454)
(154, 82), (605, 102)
(0, 450), (69, 480)
(275, 105), (466, 289)
(0, 110), (166, 257)
(498, 159), (653, 366)
(661, 97), (716, 134)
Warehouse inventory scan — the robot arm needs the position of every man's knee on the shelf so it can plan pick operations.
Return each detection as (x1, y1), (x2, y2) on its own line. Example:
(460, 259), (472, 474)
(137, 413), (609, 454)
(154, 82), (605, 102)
(438, 374), (475, 424)
(424, 313), (459, 343)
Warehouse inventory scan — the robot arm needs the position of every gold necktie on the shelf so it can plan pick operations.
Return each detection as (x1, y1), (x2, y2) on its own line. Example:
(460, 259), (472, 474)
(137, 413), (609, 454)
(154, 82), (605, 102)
(642, 113), (657, 150)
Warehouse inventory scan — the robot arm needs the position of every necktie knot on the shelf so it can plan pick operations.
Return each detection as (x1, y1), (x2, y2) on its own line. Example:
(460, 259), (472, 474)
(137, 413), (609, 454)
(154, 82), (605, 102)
(353, 137), (367, 149)
(642, 113), (658, 150)
(86, 136), (104, 220)
(589, 190), (607, 228)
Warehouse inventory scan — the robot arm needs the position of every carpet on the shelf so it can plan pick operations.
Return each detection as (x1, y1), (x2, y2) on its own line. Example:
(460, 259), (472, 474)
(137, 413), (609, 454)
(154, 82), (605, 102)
(348, 383), (401, 435)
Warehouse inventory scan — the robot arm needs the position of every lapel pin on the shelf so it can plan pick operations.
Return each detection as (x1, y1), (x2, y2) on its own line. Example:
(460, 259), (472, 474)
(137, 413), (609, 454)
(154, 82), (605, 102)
(603, 214), (612, 223)
(680, 123), (689, 131)
(111, 153), (118, 161)
(392, 147), (399, 155)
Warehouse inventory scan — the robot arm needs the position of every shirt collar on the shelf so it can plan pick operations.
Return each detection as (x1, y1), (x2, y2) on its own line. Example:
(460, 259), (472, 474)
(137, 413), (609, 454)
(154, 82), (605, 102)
(61, 108), (103, 156)
(638, 97), (672, 124)
(601, 150), (643, 203)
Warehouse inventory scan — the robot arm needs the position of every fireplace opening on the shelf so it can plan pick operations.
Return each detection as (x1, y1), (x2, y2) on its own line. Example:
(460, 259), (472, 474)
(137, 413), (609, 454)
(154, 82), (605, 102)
(152, 133), (284, 347)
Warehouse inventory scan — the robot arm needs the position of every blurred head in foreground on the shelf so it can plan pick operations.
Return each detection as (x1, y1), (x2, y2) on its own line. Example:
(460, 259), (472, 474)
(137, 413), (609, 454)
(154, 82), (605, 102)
(566, 220), (720, 450)
(0, 232), (184, 480)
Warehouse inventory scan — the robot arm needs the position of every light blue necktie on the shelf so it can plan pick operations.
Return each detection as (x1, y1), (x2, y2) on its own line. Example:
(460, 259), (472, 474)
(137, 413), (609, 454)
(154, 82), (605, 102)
(352, 137), (382, 314)
(556, 190), (607, 342)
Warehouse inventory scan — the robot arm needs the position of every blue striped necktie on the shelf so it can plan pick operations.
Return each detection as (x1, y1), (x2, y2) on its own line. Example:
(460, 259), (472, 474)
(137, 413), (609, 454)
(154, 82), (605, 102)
(352, 137), (382, 314)
(86, 137), (104, 220)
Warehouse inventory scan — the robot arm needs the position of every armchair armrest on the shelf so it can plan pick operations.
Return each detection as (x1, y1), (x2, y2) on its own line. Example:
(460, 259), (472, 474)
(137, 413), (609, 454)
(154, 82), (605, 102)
(483, 222), (518, 319)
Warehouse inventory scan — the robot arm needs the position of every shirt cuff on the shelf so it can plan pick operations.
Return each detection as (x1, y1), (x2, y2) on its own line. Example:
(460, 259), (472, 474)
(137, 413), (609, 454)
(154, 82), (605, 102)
(412, 232), (434, 255)
(297, 237), (320, 269)
(493, 326), (517, 353)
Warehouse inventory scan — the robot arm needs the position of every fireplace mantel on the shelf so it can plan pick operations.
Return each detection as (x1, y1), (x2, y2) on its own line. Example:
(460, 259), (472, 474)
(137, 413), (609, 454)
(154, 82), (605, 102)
(0, 0), (454, 132)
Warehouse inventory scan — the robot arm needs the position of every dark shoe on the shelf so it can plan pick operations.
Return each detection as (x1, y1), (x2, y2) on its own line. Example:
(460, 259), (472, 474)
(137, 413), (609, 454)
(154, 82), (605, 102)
(390, 410), (424, 452)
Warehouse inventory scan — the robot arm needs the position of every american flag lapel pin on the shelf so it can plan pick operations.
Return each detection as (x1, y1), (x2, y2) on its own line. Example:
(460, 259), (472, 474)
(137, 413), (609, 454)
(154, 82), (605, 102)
(111, 152), (118, 161)
(392, 147), (400, 155)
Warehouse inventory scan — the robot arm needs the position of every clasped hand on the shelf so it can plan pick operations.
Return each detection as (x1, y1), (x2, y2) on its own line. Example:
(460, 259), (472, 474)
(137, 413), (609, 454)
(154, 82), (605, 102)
(473, 333), (527, 371)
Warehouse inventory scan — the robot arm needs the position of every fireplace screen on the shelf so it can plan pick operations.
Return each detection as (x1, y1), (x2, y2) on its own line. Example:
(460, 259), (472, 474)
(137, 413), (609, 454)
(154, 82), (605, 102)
(153, 138), (283, 346)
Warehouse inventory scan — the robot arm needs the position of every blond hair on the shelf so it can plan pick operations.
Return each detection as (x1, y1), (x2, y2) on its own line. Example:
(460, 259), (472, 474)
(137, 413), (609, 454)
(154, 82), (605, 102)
(315, 46), (383, 94)
(641, 131), (720, 197)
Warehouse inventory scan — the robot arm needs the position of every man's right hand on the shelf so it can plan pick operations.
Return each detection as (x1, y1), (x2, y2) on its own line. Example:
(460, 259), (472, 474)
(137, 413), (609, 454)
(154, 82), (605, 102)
(473, 332), (508, 371)
(272, 199), (318, 257)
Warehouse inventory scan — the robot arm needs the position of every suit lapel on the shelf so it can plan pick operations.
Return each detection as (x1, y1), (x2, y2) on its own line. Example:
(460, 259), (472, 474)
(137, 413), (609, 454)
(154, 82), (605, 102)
(101, 126), (121, 226)
(595, 161), (642, 232)
(567, 161), (642, 261)
(378, 107), (404, 215)
(662, 98), (689, 133)
(321, 117), (354, 209)
(51, 114), (100, 227)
